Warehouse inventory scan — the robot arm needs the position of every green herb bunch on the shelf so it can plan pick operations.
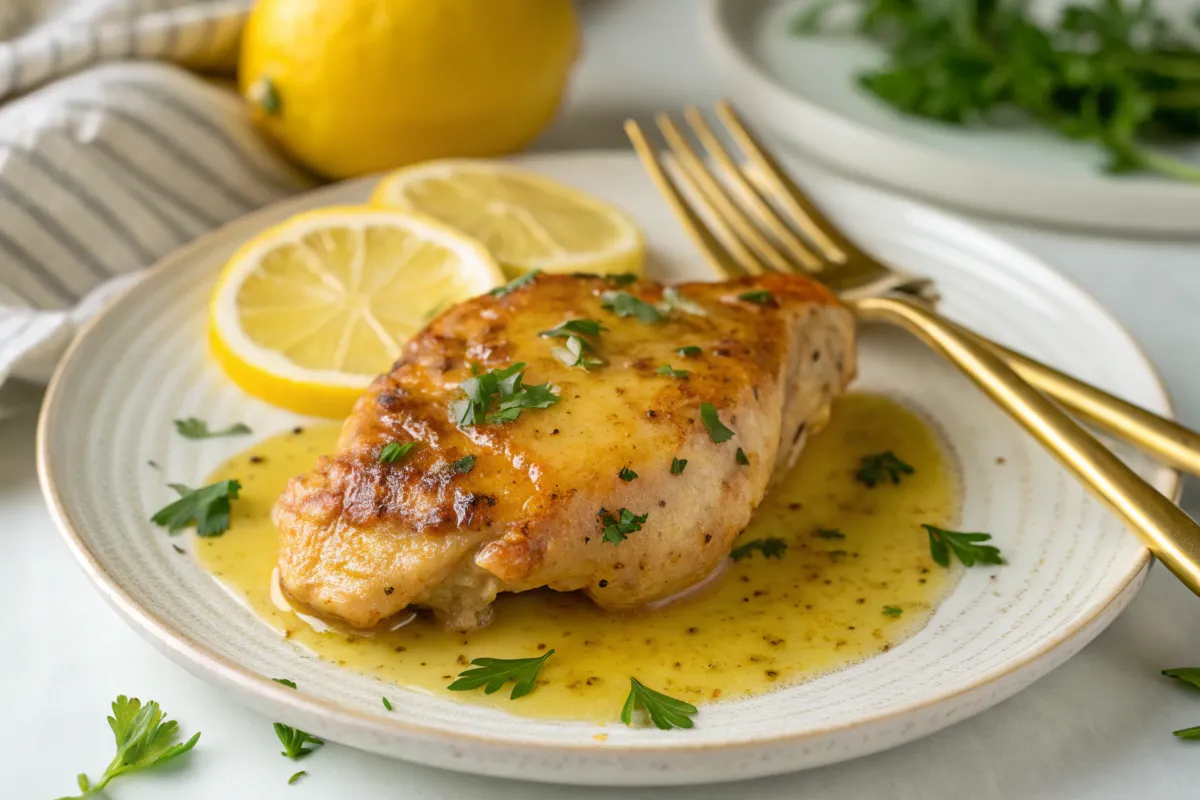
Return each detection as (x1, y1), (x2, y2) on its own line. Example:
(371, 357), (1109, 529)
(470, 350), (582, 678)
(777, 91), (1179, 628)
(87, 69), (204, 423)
(795, 0), (1200, 182)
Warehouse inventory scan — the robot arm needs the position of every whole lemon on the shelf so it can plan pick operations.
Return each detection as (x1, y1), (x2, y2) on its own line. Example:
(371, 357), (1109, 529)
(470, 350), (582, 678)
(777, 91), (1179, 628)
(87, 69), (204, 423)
(239, 0), (579, 179)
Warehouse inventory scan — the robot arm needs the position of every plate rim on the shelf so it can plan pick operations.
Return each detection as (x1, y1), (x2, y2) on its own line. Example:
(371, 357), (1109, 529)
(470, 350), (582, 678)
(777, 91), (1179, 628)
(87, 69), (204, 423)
(703, 0), (1200, 236)
(36, 150), (1180, 758)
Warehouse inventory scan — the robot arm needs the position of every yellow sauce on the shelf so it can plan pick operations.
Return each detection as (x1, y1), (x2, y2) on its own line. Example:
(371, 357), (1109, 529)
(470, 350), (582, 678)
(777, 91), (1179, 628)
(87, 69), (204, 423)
(197, 393), (958, 722)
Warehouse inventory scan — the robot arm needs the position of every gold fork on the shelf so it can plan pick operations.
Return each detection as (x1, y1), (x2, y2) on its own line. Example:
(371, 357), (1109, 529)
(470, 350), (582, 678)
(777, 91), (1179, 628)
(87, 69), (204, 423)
(626, 102), (1200, 599)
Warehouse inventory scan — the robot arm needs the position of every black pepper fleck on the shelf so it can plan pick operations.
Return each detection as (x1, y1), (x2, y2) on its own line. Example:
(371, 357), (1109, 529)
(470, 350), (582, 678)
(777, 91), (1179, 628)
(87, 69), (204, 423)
(249, 455), (265, 464)
(598, 580), (609, 588)
(384, 587), (394, 595)
(292, 426), (304, 435)
(171, 544), (185, 555)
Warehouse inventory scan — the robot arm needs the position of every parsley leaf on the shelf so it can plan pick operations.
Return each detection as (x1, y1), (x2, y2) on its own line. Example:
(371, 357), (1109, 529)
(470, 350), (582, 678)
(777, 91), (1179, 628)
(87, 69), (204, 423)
(381, 697), (393, 711)
(1174, 726), (1200, 740)
(552, 335), (605, 370)
(540, 319), (606, 339)
(699, 402), (734, 444)
(924, 525), (1004, 568)
(379, 441), (415, 464)
(676, 345), (702, 357)
(150, 480), (240, 537)
(816, 528), (845, 539)
(656, 364), (688, 378)
(274, 724), (323, 759)
(452, 454), (477, 474)
(606, 273), (639, 287)
(618, 466), (638, 482)
(856, 451), (914, 487)
(173, 418), (251, 439)
(883, 605), (903, 617)
(451, 362), (560, 426)
(447, 649), (555, 699)
(67, 695), (200, 798)
(599, 507), (648, 545)
(273, 678), (297, 689)
(601, 291), (664, 323)
(1163, 668), (1200, 690)
(288, 771), (307, 785)
(731, 538), (788, 561)
(735, 447), (750, 466)
(737, 290), (774, 305)
(488, 271), (540, 297)
(670, 457), (688, 475)
(620, 678), (697, 730)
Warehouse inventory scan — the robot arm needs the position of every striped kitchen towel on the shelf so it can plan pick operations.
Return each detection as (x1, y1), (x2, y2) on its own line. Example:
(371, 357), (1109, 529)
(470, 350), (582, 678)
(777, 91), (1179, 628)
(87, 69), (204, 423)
(0, 0), (311, 416)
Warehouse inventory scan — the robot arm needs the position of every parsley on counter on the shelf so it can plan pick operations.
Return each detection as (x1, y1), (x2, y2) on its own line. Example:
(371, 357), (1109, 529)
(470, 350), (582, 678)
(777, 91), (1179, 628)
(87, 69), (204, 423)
(274, 724), (323, 759)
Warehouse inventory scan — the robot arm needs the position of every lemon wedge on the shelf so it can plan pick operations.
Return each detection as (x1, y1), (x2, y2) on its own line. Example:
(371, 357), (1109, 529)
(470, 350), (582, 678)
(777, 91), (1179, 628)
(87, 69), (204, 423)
(209, 205), (504, 418)
(371, 161), (644, 277)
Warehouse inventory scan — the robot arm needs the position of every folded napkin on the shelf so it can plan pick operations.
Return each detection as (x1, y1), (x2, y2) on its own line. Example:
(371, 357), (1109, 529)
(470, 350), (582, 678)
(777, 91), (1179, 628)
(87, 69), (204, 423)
(0, 0), (312, 415)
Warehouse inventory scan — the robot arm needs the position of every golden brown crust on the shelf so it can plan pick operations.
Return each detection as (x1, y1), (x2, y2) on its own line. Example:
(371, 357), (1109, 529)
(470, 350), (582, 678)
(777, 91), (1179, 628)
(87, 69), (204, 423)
(275, 272), (855, 629)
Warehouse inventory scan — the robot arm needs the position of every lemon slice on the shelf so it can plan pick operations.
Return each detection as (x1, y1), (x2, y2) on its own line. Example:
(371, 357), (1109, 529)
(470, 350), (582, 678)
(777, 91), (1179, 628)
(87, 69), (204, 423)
(371, 160), (644, 276)
(209, 205), (504, 418)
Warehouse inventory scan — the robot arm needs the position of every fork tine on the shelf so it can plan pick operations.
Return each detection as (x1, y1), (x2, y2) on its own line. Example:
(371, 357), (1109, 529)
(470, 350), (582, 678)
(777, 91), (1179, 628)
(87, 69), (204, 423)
(681, 107), (823, 274)
(655, 114), (784, 276)
(715, 100), (857, 264)
(624, 118), (743, 278)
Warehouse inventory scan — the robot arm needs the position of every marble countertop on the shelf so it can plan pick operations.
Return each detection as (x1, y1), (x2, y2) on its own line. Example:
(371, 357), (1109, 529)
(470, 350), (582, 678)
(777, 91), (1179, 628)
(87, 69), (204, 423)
(9, 1), (1200, 796)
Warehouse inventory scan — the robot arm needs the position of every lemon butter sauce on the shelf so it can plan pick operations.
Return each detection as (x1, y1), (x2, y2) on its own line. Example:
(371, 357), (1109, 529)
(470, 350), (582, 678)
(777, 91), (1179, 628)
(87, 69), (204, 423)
(196, 394), (958, 723)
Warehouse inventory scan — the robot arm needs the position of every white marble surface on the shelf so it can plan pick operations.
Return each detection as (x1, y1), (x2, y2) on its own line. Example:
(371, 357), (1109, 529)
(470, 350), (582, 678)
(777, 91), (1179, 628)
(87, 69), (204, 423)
(9, 0), (1200, 796)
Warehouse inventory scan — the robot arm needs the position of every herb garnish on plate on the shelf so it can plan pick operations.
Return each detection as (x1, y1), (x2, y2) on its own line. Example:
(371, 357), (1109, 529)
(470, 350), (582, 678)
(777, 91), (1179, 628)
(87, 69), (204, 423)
(447, 649), (555, 699)
(150, 480), (241, 537)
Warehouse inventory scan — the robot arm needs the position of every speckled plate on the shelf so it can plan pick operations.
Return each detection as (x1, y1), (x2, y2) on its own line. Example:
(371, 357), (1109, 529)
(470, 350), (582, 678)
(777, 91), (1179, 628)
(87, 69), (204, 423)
(37, 152), (1177, 786)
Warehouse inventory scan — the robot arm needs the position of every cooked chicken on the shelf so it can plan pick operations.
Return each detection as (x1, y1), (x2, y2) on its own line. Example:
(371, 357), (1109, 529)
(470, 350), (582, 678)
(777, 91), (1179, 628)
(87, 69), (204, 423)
(274, 272), (855, 631)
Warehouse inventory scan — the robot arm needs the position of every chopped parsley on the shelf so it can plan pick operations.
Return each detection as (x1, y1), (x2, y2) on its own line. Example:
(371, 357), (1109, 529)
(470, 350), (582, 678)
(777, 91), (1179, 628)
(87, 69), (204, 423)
(288, 771), (307, 785)
(274, 724), (323, 759)
(68, 695), (200, 798)
(381, 697), (393, 711)
(924, 525), (1003, 567)
(552, 335), (605, 370)
(488, 270), (540, 297)
(737, 290), (774, 305)
(662, 286), (707, 315)
(883, 605), (903, 617)
(272, 678), (297, 689)
(173, 418), (251, 439)
(815, 528), (845, 540)
(606, 273), (639, 286)
(735, 447), (750, 466)
(730, 538), (787, 561)
(620, 678), (697, 730)
(670, 457), (688, 476)
(856, 451), (914, 487)
(540, 319), (606, 339)
(378, 441), (415, 464)
(1163, 668), (1200, 738)
(618, 467), (638, 482)
(601, 290), (664, 323)
(451, 362), (560, 426)
(699, 402), (734, 444)
(150, 480), (241, 537)
(451, 454), (477, 474)
(676, 346), (702, 357)
(447, 649), (555, 700)
(600, 508), (648, 545)
(656, 364), (688, 378)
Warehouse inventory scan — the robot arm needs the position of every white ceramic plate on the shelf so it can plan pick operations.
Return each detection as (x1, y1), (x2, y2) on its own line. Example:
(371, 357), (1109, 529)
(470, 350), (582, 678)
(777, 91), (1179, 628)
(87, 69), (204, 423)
(705, 0), (1200, 234)
(38, 152), (1177, 786)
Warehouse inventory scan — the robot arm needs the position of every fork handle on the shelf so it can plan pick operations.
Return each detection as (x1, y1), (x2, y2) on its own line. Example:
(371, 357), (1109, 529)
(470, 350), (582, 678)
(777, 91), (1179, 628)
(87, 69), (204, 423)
(852, 295), (1200, 597)
(939, 317), (1200, 477)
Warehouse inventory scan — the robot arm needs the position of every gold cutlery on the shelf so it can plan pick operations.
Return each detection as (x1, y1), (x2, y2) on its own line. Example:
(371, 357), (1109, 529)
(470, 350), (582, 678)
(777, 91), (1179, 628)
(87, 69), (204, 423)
(626, 101), (1200, 597)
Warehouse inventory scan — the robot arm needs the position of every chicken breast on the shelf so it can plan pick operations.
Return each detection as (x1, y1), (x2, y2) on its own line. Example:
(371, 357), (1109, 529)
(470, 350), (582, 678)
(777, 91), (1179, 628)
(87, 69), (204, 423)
(274, 272), (855, 631)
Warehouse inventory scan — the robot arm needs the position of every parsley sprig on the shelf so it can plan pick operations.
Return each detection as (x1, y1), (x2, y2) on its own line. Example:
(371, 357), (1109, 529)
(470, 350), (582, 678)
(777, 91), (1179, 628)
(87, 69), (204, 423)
(856, 451), (914, 487)
(451, 363), (560, 426)
(488, 270), (540, 297)
(173, 418), (251, 439)
(924, 525), (1003, 567)
(600, 508), (648, 545)
(731, 538), (788, 561)
(65, 695), (200, 798)
(274, 724), (323, 759)
(620, 678), (698, 730)
(150, 480), (241, 537)
(447, 649), (555, 699)
(541, 318), (607, 370)
(1162, 668), (1200, 738)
